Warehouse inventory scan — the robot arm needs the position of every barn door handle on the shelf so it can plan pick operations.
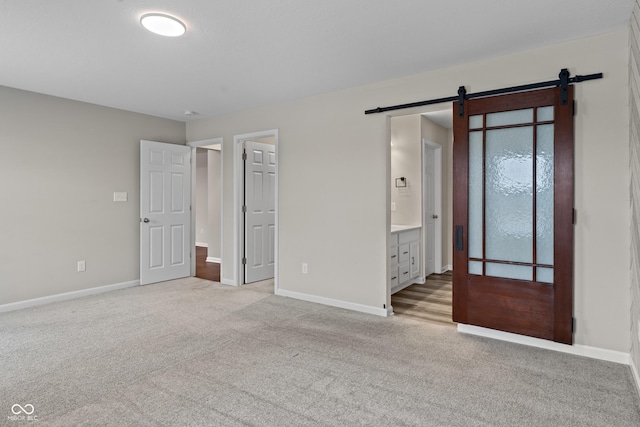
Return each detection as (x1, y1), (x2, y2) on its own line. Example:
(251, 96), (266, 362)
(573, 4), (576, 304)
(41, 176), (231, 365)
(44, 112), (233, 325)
(455, 226), (463, 251)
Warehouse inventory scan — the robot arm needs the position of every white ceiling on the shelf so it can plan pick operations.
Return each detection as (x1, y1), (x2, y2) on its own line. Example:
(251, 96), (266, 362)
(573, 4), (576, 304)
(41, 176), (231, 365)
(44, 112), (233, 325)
(0, 0), (634, 122)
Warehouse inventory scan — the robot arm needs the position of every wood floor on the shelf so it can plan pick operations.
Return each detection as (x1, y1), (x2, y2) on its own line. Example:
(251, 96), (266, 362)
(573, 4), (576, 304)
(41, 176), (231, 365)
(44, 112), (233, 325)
(195, 246), (220, 282)
(391, 271), (454, 326)
(196, 247), (451, 326)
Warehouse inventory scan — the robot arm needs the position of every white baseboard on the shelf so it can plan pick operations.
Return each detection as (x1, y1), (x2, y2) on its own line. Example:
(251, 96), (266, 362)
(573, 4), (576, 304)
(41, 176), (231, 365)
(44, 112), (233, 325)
(206, 257), (221, 263)
(458, 324), (630, 365)
(0, 280), (140, 314)
(441, 264), (452, 273)
(221, 278), (237, 286)
(631, 358), (640, 398)
(275, 288), (388, 317)
(196, 242), (208, 248)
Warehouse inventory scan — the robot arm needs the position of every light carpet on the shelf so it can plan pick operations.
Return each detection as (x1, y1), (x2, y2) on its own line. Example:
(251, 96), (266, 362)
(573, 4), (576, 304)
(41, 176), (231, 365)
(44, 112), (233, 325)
(1, 277), (639, 426)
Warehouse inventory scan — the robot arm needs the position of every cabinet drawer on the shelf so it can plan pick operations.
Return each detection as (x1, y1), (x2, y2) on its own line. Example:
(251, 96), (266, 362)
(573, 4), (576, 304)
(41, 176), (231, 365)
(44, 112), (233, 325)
(399, 228), (420, 244)
(390, 267), (399, 287)
(399, 243), (410, 264)
(390, 245), (399, 267)
(398, 262), (411, 283)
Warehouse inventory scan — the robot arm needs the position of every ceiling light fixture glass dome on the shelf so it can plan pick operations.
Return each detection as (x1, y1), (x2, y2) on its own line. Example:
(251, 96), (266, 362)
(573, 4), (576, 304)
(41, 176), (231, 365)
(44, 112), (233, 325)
(140, 13), (186, 37)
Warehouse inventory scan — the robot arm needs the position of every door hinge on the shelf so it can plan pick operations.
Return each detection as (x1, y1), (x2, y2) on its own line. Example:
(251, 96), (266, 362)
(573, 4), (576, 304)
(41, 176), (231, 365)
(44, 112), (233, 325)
(572, 208), (577, 225)
(573, 100), (577, 116)
(242, 205), (247, 213)
(242, 257), (247, 265)
(242, 149), (247, 161)
(571, 317), (576, 333)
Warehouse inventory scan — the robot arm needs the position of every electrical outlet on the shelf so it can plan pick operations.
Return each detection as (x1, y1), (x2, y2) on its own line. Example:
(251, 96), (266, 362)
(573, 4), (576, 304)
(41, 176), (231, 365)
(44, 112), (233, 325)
(302, 263), (308, 274)
(77, 260), (86, 272)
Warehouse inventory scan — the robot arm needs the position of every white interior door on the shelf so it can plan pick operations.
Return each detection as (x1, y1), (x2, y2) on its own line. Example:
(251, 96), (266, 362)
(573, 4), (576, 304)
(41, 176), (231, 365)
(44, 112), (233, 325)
(423, 144), (436, 276)
(140, 140), (192, 285)
(244, 141), (276, 283)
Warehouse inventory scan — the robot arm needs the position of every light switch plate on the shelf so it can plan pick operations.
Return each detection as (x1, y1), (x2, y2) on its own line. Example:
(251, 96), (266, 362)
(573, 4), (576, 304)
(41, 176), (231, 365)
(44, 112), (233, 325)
(113, 192), (128, 202)
(391, 202), (396, 212)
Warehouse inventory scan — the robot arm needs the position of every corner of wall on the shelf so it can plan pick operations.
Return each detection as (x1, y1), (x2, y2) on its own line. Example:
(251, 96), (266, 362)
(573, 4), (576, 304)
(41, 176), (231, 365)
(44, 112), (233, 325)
(628, 0), (640, 391)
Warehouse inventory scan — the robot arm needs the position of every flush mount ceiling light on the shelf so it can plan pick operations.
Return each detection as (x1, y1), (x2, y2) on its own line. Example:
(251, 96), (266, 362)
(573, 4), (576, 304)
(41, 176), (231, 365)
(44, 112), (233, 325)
(140, 13), (186, 37)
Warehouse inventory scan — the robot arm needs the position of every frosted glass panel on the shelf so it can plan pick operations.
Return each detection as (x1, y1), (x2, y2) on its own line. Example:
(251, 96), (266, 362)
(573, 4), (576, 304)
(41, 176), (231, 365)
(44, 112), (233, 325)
(469, 131), (483, 259)
(537, 267), (554, 284)
(469, 115), (483, 129)
(485, 127), (533, 263)
(486, 263), (532, 281)
(486, 109), (533, 127)
(537, 106), (554, 122)
(536, 124), (554, 265)
(469, 261), (483, 275)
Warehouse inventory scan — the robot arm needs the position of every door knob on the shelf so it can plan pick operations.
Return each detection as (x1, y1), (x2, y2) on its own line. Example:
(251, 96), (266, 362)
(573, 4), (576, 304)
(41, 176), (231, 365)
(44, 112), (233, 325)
(432, 214), (439, 219)
(143, 218), (150, 223)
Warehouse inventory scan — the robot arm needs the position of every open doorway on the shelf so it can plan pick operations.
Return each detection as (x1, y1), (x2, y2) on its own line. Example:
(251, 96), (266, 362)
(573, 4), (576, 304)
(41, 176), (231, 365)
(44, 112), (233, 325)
(188, 139), (223, 282)
(389, 109), (454, 326)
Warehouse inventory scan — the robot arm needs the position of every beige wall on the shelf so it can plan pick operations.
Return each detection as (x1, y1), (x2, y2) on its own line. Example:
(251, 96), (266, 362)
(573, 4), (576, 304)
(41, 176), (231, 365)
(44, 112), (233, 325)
(187, 29), (630, 352)
(391, 115), (421, 226)
(0, 86), (185, 304)
(421, 115), (453, 271)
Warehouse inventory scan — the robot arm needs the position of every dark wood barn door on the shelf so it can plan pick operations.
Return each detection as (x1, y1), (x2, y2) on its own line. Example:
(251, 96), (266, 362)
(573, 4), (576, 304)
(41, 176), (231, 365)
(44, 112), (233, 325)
(452, 86), (574, 344)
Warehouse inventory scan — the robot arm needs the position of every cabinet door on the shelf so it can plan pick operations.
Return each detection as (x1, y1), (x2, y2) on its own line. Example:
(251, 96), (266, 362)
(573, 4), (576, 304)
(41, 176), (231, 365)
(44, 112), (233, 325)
(410, 241), (420, 278)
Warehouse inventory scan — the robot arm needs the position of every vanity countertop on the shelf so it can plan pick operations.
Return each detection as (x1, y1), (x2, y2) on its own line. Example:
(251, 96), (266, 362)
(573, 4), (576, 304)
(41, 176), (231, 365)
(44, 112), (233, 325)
(391, 225), (421, 233)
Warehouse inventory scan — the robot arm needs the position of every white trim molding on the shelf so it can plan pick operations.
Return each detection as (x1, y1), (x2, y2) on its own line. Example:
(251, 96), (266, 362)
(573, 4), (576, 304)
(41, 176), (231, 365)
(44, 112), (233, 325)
(221, 278), (237, 286)
(276, 288), (389, 317)
(206, 257), (221, 263)
(0, 280), (140, 314)
(196, 242), (208, 248)
(441, 264), (453, 273)
(631, 359), (640, 398)
(458, 324), (631, 365)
